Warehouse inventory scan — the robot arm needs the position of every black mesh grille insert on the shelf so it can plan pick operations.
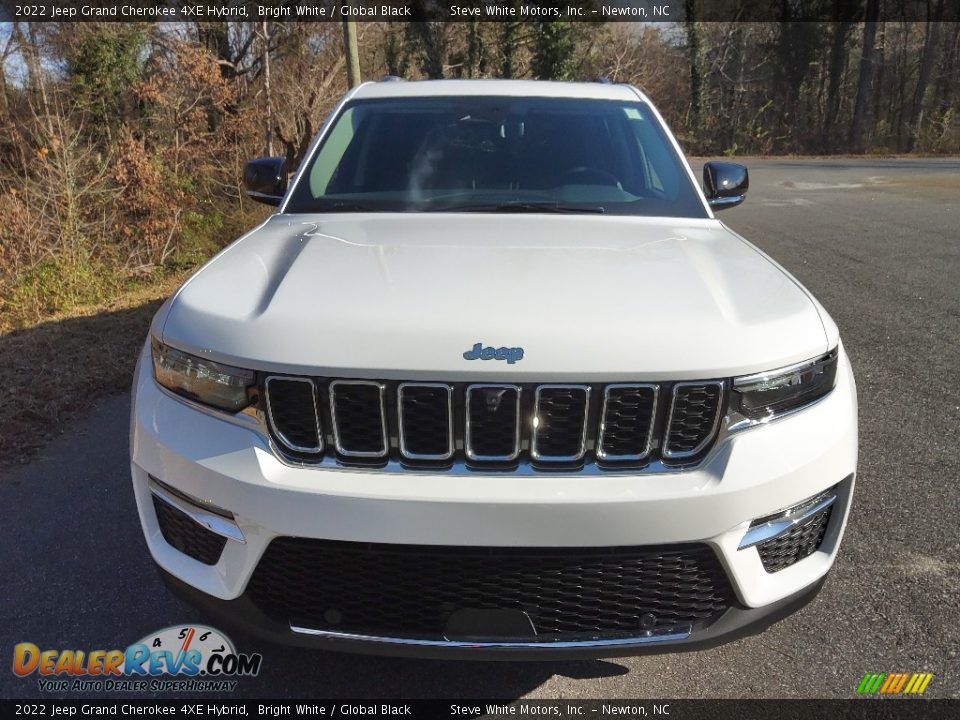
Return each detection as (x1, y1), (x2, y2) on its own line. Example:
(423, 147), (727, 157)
(664, 383), (723, 458)
(598, 385), (658, 460)
(330, 382), (387, 456)
(757, 505), (833, 573)
(466, 385), (520, 460)
(265, 378), (321, 453)
(152, 496), (226, 566)
(399, 384), (452, 459)
(533, 386), (590, 460)
(247, 539), (734, 641)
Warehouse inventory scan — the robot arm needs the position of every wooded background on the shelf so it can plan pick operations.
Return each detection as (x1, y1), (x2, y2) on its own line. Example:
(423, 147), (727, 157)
(1, 14), (958, 330)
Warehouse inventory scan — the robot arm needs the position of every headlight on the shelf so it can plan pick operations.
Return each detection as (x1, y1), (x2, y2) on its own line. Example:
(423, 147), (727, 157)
(152, 338), (255, 412)
(733, 348), (838, 420)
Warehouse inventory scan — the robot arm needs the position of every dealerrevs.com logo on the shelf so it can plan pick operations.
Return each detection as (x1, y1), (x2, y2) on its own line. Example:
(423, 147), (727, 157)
(12, 625), (262, 693)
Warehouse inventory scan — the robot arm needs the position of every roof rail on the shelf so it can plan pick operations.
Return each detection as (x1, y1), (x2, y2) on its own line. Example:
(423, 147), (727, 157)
(381, 75), (405, 82)
(594, 76), (612, 84)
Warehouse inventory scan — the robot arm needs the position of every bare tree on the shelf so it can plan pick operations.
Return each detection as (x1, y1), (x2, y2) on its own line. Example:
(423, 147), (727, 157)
(850, 0), (880, 150)
(907, 0), (947, 151)
(822, 18), (855, 149)
(261, 22), (274, 155)
(684, 0), (705, 133)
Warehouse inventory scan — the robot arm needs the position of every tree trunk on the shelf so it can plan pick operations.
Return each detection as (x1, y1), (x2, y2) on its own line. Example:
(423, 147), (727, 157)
(466, 19), (481, 77)
(907, 0), (946, 152)
(774, 20), (822, 153)
(499, 21), (520, 79)
(262, 22), (274, 156)
(850, 0), (880, 151)
(684, 0), (705, 134)
(823, 20), (853, 150)
(872, 22), (886, 138)
(931, 21), (960, 132)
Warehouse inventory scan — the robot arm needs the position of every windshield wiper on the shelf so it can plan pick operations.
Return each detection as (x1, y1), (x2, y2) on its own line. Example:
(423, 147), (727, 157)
(429, 201), (606, 214)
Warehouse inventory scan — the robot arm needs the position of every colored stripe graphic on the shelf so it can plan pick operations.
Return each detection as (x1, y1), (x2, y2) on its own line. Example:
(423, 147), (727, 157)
(857, 672), (933, 695)
(857, 673), (886, 694)
(879, 674), (898, 693)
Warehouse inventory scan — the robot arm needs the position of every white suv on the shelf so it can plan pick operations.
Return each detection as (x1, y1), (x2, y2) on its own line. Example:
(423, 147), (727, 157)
(131, 79), (857, 658)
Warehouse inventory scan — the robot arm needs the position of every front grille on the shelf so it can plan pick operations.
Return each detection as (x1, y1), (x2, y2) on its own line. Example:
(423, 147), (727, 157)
(757, 504), (833, 573)
(532, 385), (590, 461)
(264, 377), (321, 454)
(329, 380), (387, 457)
(263, 376), (725, 470)
(398, 383), (453, 459)
(152, 496), (226, 565)
(663, 382), (724, 459)
(598, 384), (658, 460)
(466, 384), (521, 461)
(247, 539), (734, 641)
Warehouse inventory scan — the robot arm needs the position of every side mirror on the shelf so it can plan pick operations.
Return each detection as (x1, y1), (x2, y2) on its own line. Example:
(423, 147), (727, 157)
(703, 161), (748, 211)
(243, 157), (288, 206)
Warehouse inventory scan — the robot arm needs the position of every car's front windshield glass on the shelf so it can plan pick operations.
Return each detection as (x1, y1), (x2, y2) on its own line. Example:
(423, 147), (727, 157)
(285, 95), (708, 218)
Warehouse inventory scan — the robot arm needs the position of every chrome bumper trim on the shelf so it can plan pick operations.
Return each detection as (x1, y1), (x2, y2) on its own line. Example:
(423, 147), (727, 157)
(289, 624), (692, 649)
(149, 480), (246, 544)
(738, 492), (837, 550)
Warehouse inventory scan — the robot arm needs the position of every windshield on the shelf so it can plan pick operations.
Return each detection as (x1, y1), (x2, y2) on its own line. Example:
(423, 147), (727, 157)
(285, 96), (708, 218)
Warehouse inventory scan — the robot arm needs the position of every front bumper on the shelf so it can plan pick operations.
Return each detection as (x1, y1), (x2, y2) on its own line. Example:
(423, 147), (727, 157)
(156, 564), (827, 660)
(131, 341), (858, 657)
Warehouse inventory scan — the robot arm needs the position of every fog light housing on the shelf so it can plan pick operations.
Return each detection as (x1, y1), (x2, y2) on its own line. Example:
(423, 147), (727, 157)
(739, 487), (838, 573)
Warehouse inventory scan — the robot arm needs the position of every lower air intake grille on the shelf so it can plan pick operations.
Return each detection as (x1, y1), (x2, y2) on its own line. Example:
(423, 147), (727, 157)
(152, 496), (226, 566)
(247, 539), (734, 641)
(757, 504), (833, 573)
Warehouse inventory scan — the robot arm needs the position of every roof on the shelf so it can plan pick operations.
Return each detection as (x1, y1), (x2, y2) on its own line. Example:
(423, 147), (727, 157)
(350, 79), (646, 103)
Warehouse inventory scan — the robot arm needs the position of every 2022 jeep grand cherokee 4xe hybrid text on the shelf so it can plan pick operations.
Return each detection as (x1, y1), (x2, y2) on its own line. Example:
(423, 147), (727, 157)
(130, 79), (857, 659)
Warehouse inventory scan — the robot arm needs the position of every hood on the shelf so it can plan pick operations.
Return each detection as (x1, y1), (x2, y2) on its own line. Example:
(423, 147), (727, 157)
(160, 213), (829, 381)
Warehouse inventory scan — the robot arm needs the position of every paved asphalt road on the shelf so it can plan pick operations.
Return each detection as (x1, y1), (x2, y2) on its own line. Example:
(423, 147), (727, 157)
(2, 158), (958, 700)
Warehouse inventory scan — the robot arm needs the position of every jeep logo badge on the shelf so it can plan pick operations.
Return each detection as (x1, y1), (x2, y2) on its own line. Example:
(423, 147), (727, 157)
(463, 343), (524, 365)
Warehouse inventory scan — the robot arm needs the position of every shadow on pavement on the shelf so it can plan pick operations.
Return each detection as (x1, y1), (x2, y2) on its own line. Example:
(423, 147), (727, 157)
(0, 298), (165, 469)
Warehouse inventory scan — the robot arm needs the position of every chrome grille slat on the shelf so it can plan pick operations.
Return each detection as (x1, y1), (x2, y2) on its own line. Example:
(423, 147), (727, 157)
(398, 383), (454, 461)
(597, 384), (659, 461)
(329, 380), (389, 458)
(531, 385), (591, 462)
(465, 384), (521, 462)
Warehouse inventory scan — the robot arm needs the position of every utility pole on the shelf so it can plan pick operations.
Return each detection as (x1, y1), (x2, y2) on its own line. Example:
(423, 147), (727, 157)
(342, 2), (361, 89)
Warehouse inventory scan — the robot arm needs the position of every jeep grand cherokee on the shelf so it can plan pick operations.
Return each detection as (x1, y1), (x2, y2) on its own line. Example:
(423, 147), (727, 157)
(131, 79), (857, 658)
